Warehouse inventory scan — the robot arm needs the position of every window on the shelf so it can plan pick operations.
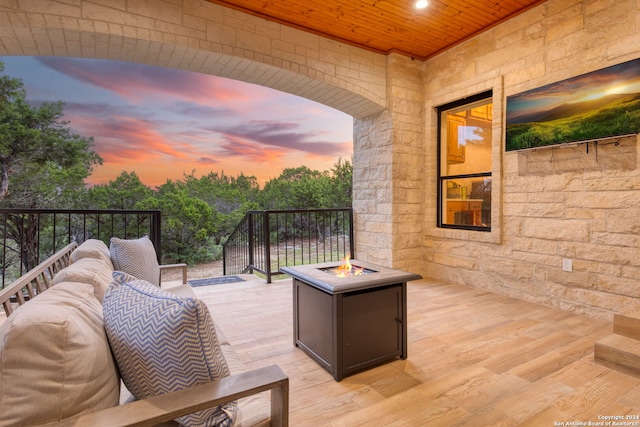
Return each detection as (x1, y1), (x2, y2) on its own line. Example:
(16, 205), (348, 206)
(437, 91), (492, 231)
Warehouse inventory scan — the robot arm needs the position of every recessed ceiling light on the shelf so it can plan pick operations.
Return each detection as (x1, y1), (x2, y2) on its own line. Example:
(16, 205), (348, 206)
(415, 0), (429, 9)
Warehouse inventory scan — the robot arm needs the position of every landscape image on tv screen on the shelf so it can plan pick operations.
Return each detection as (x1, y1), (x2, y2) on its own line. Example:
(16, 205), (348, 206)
(506, 57), (640, 151)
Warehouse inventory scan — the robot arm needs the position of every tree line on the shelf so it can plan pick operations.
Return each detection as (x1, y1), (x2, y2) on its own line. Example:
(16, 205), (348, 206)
(83, 163), (352, 264)
(0, 63), (352, 266)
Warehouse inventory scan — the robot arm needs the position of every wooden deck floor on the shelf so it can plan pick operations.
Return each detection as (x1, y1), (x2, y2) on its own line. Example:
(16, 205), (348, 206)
(190, 277), (640, 426)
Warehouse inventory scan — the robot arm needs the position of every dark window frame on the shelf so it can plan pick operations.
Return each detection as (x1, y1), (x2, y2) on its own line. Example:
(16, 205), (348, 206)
(436, 90), (493, 232)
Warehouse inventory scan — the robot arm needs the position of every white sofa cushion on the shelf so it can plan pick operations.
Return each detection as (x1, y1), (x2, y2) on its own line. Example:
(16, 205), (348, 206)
(103, 272), (238, 427)
(70, 238), (113, 268)
(216, 328), (271, 427)
(109, 236), (160, 286)
(0, 282), (120, 427)
(52, 256), (113, 302)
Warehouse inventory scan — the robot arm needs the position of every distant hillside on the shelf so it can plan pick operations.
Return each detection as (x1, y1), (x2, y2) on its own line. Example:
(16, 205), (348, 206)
(508, 93), (635, 125)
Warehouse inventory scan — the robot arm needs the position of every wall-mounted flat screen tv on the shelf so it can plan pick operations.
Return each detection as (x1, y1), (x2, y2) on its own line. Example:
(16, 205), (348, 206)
(506, 57), (640, 151)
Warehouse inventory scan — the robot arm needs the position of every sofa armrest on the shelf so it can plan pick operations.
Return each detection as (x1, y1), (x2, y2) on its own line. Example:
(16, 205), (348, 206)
(159, 263), (188, 285)
(1, 242), (77, 317)
(39, 364), (289, 427)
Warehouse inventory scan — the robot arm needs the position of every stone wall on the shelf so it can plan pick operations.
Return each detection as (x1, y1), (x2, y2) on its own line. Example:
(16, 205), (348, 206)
(387, 54), (424, 271)
(353, 109), (394, 266)
(420, 0), (640, 319)
(352, 54), (424, 270)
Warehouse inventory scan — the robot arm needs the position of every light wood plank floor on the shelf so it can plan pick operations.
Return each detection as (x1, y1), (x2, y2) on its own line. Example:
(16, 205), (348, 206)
(191, 277), (640, 426)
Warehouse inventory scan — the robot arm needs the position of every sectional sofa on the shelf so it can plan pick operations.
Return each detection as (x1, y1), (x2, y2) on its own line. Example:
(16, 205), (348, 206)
(0, 238), (288, 427)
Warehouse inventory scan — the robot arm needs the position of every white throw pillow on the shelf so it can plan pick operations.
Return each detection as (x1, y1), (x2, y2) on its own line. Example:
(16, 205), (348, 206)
(0, 282), (120, 426)
(103, 272), (237, 427)
(109, 236), (160, 286)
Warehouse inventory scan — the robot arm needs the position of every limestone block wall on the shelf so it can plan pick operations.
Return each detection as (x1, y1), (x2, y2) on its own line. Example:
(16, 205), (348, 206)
(387, 54), (424, 272)
(421, 0), (640, 319)
(352, 54), (424, 270)
(353, 109), (395, 266)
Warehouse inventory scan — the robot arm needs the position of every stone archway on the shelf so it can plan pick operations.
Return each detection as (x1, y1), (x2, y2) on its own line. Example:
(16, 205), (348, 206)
(0, 0), (425, 272)
(0, 0), (386, 119)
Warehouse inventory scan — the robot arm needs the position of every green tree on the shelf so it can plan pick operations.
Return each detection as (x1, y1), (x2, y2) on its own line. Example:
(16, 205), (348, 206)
(159, 171), (260, 244)
(136, 189), (217, 264)
(85, 171), (153, 209)
(0, 64), (102, 205)
(168, 171), (260, 213)
(82, 171), (155, 247)
(259, 166), (329, 209)
(326, 157), (352, 208)
(258, 161), (352, 209)
(0, 63), (102, 271)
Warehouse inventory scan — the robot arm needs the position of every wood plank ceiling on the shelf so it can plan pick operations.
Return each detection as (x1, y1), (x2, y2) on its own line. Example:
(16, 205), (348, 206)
(206, 0), (548, 60)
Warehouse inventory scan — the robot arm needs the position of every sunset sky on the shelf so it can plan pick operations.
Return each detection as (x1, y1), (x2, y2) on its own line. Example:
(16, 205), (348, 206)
(1, 56), (353, 187)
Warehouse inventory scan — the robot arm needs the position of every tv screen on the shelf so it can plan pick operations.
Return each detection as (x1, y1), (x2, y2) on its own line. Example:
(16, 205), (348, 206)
(506, 57), (640, 151)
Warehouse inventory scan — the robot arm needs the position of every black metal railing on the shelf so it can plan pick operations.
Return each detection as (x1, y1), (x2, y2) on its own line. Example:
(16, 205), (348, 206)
(223, 208), (354, 283)
(0, 209), (161, 288)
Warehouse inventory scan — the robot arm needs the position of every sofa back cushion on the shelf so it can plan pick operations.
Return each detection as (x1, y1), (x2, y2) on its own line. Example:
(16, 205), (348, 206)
(52, 256), (114, 303)
(71, 238), (113, 268)
(103, 272), (237, 427)
(109, 236), (160, 286)
(0, 282), (120, 426)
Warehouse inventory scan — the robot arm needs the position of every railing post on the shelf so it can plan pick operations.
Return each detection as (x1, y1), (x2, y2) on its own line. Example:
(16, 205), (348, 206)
(1, 215), (6, 288)
(349, 208), (355, 259)
(264, 211), (271, 284)
(248, 212), (255, 274)
(150, 210), (162, 263)
(66, 212), (72, 252)
(222, 244), (228, 276)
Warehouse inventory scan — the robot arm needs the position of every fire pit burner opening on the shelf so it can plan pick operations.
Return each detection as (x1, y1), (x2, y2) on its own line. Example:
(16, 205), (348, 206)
(319, 265), (377, 277)
(319, 257), (378, 278)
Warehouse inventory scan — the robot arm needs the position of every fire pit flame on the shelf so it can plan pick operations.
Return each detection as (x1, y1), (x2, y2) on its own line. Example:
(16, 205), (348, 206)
(333, 256), (364, 278)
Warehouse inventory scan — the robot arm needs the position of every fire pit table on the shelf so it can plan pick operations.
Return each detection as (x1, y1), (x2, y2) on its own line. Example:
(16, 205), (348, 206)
(281, 260), (422, 381)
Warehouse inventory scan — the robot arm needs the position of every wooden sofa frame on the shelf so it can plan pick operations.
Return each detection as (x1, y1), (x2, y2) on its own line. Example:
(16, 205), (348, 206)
(0, 242), (188, 317)
(0, 242), (78, 317)
(0, 243), (289, 427)
(41, 365), (289, 427)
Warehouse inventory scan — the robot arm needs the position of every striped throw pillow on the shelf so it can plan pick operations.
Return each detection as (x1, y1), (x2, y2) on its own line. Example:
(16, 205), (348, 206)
(103, 272), (237, 427)
(109, 236), (160, 286)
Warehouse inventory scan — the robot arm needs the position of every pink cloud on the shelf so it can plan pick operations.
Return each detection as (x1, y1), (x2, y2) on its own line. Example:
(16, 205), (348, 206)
(37, 57), (276, 110)
(220, 134), (288, 162)
(66, 113), (193, 166)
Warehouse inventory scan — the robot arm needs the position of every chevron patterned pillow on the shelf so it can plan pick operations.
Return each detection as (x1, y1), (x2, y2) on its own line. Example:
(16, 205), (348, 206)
(103, 272), (237, 427)
(109, 236), (160, 286)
